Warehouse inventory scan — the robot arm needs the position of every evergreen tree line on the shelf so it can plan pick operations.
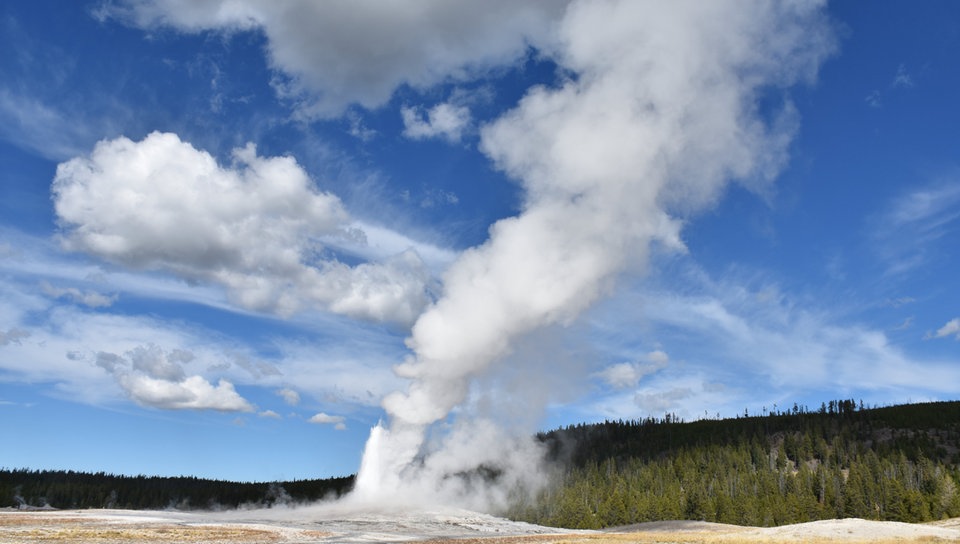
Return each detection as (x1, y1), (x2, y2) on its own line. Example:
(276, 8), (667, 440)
(0, 469), (354, 510)
(506, 400), (960, 529)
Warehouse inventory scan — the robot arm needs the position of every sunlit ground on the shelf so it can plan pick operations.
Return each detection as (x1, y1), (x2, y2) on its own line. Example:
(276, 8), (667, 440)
(2, 510), (959, 543)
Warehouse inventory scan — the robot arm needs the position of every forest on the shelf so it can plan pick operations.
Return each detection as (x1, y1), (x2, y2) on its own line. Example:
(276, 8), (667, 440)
(508, 399), (960, 528)
(0, 469), (353, 511)
(3, 399), (960, 531)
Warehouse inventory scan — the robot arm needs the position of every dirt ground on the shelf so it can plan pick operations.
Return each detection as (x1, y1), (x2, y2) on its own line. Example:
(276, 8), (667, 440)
(3, 509), (960, 544)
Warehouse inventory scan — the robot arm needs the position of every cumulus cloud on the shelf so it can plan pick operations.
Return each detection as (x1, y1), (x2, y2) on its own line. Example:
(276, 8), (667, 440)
(259, 409), (282, 419)
(930, 318), (960, 340)
(128, 344), (187, 381)
(276, 388), (300, 406)
(596, 350), (669, 389)
(401, 102), (471, 143)
(95, 344), (254, 412)
(53, 131), (431, 324)
(118, 374), (253, 411)
(309, 412), (347, 430)
(102, 0), (568, 117)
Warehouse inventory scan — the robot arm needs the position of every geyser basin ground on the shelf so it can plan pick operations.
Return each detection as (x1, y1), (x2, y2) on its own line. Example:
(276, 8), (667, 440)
(3, 508), (960, 543)
(0, 505), (572, 543)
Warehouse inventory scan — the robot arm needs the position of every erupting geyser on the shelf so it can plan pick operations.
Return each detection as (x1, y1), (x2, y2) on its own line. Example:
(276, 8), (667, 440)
(351, 0), (834, 509)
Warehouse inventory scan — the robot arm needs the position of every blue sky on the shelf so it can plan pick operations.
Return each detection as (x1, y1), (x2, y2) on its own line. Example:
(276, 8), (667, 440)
(1, 1), (958, 484)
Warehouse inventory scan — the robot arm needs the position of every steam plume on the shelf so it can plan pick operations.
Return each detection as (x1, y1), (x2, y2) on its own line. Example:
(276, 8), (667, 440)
(354, 0), (834, 508)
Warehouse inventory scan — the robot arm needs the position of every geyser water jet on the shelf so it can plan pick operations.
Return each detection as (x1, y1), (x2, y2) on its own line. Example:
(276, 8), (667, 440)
(351, 0), (834, 510)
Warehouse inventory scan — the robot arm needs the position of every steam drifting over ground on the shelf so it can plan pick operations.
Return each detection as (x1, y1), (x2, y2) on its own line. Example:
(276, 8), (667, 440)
(351, 0), (835, 509)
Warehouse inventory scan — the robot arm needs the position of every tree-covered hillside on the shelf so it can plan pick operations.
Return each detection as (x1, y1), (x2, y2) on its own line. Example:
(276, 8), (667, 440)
(508, 400), (960, 528)
(0, 469), (353, 511)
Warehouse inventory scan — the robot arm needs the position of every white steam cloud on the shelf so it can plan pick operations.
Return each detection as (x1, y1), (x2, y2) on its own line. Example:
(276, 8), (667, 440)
(353, 0), (834, 508)
(53, 132), (430, 324)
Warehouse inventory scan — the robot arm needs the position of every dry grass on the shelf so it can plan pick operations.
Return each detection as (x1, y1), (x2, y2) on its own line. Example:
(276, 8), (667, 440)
(0, 524), (283, 543)
(0, 513), (318, 543)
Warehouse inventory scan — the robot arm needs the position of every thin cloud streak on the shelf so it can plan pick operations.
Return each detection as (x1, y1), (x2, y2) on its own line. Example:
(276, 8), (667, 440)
(604, 262), (960, 407)
(873, 181), (960, 276)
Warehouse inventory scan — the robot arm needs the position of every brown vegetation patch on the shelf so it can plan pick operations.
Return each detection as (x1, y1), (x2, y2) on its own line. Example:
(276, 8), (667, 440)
(0, 516), (284, 543)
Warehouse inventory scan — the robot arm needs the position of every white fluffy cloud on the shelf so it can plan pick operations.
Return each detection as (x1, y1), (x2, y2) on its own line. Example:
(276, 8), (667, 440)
(597, 350), (669, 389)
(103, 0), (568, 117)
(117, 373), (253, 412)
(52, 132), (431, 324)
(95, 344), (254, 412)
(309, 412), (347, 430)
(401, 102), (471, 143)
(276, 388), (300, 406)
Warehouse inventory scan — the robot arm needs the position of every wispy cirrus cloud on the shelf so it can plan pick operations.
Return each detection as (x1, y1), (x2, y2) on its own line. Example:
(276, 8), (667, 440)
(0, 228), (410, 415)
(872, 180), (960, 275)
(39, 280), (117, 308)
(579, 256), (960, 421)
(0, 328), (30, 346)
(928, 318), (960, 340)
(892, 63), (914, 89)
(0, 90), (99, 161)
